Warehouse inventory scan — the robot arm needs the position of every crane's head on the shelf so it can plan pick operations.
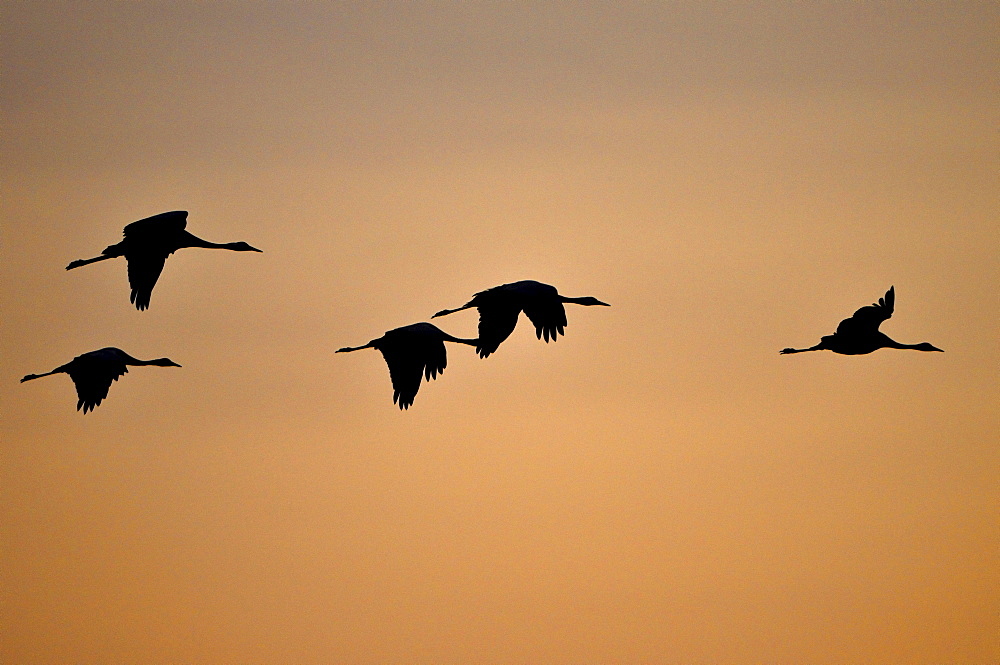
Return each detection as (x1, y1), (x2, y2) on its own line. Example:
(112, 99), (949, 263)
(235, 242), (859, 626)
(575, 296), (611, 307)
(150, 358), (183, 367)
(228, 241), (263, 252)
(913, 342), (944, 352)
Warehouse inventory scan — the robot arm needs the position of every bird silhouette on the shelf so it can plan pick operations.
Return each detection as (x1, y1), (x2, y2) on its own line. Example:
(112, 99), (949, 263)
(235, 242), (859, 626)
(336, 322), (477, 409)
(432, 280), (610, 358)
(66, 210), (262, 310)
(20, 347), (181, 413)
(780, 286), (943, 355)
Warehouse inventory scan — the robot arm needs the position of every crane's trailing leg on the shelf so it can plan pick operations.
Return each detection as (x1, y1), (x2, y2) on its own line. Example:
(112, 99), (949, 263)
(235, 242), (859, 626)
(335, 343), (374, 353)
(779, 344), (825, 354)
(432, 303), (474, 318)
(66, 254), (117, 270)
(20, 368), (65, 382)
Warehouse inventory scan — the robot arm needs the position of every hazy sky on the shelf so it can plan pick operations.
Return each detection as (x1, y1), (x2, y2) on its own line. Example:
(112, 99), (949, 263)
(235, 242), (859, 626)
(2, 2), (997, 662)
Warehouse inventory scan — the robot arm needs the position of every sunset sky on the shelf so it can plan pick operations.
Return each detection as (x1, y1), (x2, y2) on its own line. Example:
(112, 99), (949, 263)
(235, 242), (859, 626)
(2, 2), (997, 662)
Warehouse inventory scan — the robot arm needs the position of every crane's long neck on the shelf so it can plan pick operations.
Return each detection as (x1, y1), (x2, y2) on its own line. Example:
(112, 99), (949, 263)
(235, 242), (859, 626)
(129, 357), (176, 366)
(882, 338), (939, 351)
(559, 295), (610, 307)
(442, 334), (479, 347)
(186, 234), (238, 250)
(183, 233), (261, 253)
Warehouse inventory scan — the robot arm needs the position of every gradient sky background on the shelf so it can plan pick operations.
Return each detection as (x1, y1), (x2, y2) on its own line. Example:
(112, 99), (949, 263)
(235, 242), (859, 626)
(2, 2), (997, 663)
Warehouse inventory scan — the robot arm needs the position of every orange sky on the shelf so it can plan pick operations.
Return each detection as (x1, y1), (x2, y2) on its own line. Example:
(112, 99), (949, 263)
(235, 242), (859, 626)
(2, 2), (997, 663)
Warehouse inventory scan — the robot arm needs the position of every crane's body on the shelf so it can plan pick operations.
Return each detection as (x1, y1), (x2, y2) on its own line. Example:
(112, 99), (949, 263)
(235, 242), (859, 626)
(66, 211), (262, 310)
(336, 322), (477, 409)
(21, 347), (181, 413)
(433, 280), (609, 358)
(781, 287), (943, 355)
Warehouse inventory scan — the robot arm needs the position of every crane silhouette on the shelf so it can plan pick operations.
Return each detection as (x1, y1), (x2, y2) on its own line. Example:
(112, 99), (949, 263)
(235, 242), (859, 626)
(66, 210), (262, 310)
(336, 322), (477, 409)
(20, 347), (181, 413)
(432, 280), (610, 358)
(780, 286), (943, 355)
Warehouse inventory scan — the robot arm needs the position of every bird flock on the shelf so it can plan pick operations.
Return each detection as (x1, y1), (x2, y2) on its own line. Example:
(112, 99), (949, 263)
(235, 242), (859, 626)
(337, 281), (610, 408)
(22, 211), (942, 412)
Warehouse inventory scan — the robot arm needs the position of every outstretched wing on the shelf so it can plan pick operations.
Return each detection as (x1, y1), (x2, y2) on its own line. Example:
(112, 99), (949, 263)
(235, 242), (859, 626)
(378, 328), (451, 409)
(123, 211), (188, 238)
(522, 299), (567, 343)
(126, 252), (167, 310)
(476, 305), (521, 358)
(836, 286), (895, 336)
(68, 365), (128, 414)
(422, 337), (448, 382)
(380, 346), (424, 410)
